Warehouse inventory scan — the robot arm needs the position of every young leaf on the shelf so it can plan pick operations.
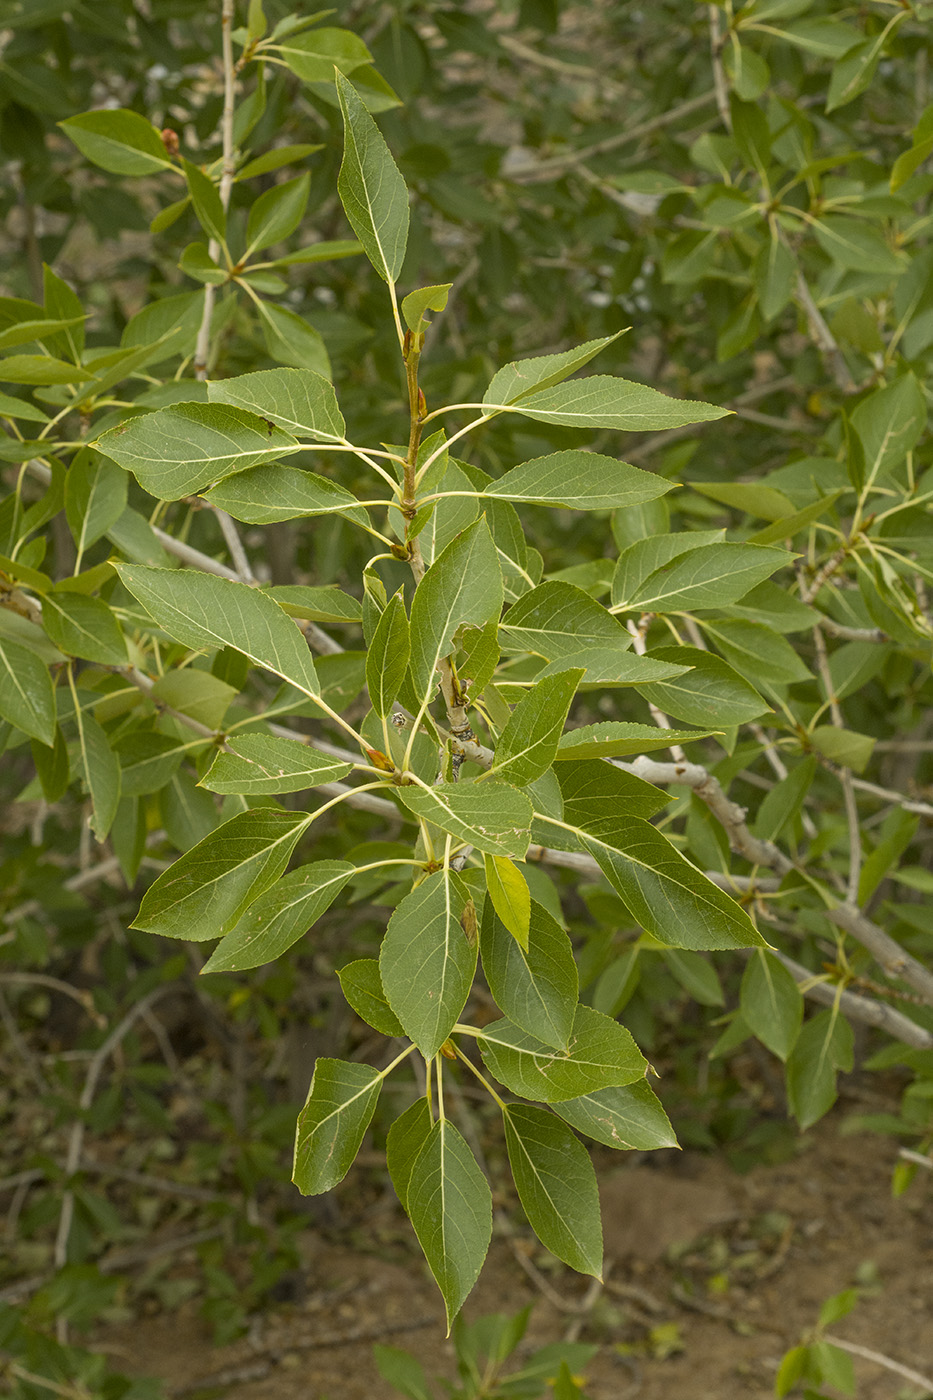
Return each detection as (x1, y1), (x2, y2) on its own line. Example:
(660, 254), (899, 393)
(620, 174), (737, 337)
(116, 567), (321, 697)
(401, 284), (452, 334)
(256, 301), (331, 378)
(484, 376), (729, 432)
(786, 1011), (854, 1128)
(202, 861), (355, 973)
(483, 855), (532, 952)
(492, 669), (583, 786)
(292, 1058), (382, 1194)
(132, 808), (311, 941)
(0, 636), (56, 745)
(73, 711), (121, 841)
(483, 334), (623, 407)
(484, 451), (673, 510)
(276, 27), (372, 83)
(396, 779), (533, 859)
(404, 1118), (492, 1330)
(335, 70), (409, 284)
(245, 172), (310, 255)
(740, 951), (803, 1061)
(206, 366), (345, 442)
(201, 464), (368, 527)
(366, 588), (410, 718)
(59, 108), (174, 176)
(379, 870), (476, 1059)
(479, 899), (578, 1050)
(553, 1081), (678, 1151)
(503, 1104), (602, 1278)
(478, 1005), (647, 1102)
(408, 517), (502, 705)
(200, 734), (352, 795)
(578, 824), (767, 952)
(97, 403), (300, 500)
(338, 958), (405, 1037)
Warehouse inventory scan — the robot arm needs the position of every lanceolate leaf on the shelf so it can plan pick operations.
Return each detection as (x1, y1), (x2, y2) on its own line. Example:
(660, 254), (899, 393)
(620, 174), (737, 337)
(366, 588), (410, 718)
(614, 542), (791, 614)
(395, 779), (533, 859)
(64, 451), (127, 553)
(202, 861), (355, 973)
(42, 591), (127, 666)
(499, 581), (631, 660)
(786, 1011), (854, 1128)
(503, 1105), (602, 1278)
(379, 871), (475, 1058)
(335, 71), (409, 284)
(116, 567), (321, 697)
(480, 900), (578, 1050)
(200, 734), (353, 795)
(73, 711), (120, 841)
(97, 403), (300, 499)
(132, 808), (310, 941)
(577, 823), (767, 952)
(338, 958), (405, 1036)
(557, 760), (670, 837)
(292, 1058), (382, 1194)
(492, 668), (583, 785)
(409, 517), (502, 705)
(553, 1081), (678, 1151)
(484, 376), (729, 432)
(478, 1006), (647, 1102)
(636, 647), (770, 727)
(207, 367), (345, 442)
(0, 636), (56, 744)
(201, 464), (368, 526)
(404, 1118), (492, 1330)
(556, 722), (713, 760)
(740, 951), (803, 1061)
(483, 855), (532, 952)
(483, 334), (624, 408)
(483, 451), (673, 510)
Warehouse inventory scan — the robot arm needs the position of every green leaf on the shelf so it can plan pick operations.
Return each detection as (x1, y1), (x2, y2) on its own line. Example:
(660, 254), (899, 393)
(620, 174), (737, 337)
(269, 585), (361, 625)
(64, 450), (127, 554)
(810, 725), (874, 773)
(386, 1097), (433, 1214)
(255, 301), (331, 378)
(178, 242), (227, 284)
(689, 481), (795, 522)
(483, 451), (672, 510)
(663, 948), (724, 1006)
(238, 143), (322, 179)
(779, 19), (861, 58)
(150, 669), (237, 728)
(827, 30), (895, 113)
(269, 238), (364, 267)
(0, 355), (95, 384)
(555, 722), (713, 760)
(701, 618), (813, 686)
(574, 824), (766, 951)
(396, 779), (532, 860)
(614, 543), (790, 614)
(786, 1011), (854, 1128)
(636, 647), (770, 727)
(245, 173), (310, 255)
(556, 761), (669, 843)
(0, 390), (49, 422)
(503, 1104), (602, 1278)
(203, 860), (354, 972)
(335, 70), (409, 284)
(42, 591), (127, 666)
(338, 958), (405, 1036)
(492, 668), (582, 786)
(201, 464), (368, 526)
(740, 952), (803, 1061)
(484, 376), (729, 432)
(850, 374), (926, 490)
(483, 855), (532, 953)
(403, 1118), (492, 1330)
(483, 334), (623, 407)
(373, 1346), (432, 1400)
(0, 314), (86, 354)
(59, 108), (174, 175)
(97, 403), (299, 500)
(207, 366), (345, 442)
(753, 756), (816, 842)
(292, 1058), (382, 1194)
(499, 581), (631, 660)
(0, 636), (55, 744)
(478, 1005), (647, 1103)
(401, 284), (452, 334)
(116, 567), (321, 697)
(43, 264), (86, 361)
(113, 732), (187, 798)
(811, 217), (905, 276)
(276, 26), (372, 83)
(553, 1081), (677, 1151)
(73, 712), (121, 841)
(891, 134), (933, 193)
(132, 808), (310, 942)
(366, 588), (410, 718)
(183, 159), (226, 244)
(200, 735), (352, 795)
(409, 517), (502, 705)
(479, 898), (577, 1050)
(32, 725), (69, 803)
(379, 871), (476, 1058)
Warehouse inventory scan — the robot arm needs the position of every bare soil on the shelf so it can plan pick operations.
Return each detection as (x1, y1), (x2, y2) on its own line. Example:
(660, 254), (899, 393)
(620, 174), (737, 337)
(96, 1108), (933, 1400)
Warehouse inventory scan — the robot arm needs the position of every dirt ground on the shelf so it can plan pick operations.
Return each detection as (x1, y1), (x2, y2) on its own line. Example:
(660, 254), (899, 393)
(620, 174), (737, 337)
(96, 1105), (933, 1400)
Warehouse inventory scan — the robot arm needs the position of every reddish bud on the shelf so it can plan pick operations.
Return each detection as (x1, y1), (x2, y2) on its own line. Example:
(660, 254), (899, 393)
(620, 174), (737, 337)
(160, 128), (180, 157)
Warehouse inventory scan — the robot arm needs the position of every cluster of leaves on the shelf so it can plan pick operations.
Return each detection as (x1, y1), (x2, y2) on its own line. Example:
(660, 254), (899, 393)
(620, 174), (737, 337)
(1, 0), (933, 1378)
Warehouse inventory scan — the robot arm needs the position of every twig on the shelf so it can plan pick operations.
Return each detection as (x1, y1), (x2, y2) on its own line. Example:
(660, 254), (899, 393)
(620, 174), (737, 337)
(193, 0), (236, 378)
(898, 1147), (932, 1169)
(708, 5), (731, 130)
(794, 272), (855, 393)
(210, 503), (255, 584)
(769, 950), (933, 1050)
(812, 620), (862, 903)
(0, 972), (105, 1025)
(823, 1335), (933, 1393)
